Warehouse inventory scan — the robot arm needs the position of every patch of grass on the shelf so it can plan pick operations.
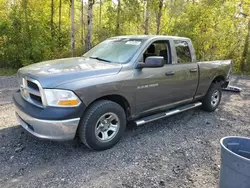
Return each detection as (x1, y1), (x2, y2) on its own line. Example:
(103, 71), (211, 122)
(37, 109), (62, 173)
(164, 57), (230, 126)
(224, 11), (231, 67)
(0, 68), (17, 76)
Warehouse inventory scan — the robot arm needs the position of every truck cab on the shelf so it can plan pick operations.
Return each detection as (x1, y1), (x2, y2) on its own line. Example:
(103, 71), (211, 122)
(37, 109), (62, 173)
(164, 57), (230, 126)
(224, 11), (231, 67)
(134, 37), (199, 116)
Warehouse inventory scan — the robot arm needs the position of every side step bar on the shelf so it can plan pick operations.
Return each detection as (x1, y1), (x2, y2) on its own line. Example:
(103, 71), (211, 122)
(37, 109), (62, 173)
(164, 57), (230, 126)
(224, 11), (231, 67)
(135, 102), (202, 126)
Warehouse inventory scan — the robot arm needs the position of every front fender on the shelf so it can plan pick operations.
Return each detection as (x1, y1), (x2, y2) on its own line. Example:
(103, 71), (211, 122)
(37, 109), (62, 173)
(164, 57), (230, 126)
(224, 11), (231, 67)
(56, 71), (137, 115)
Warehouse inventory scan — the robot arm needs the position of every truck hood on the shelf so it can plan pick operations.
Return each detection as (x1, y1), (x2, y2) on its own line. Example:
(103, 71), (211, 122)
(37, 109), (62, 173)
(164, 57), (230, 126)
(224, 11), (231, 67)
(18, 57), (123, 88)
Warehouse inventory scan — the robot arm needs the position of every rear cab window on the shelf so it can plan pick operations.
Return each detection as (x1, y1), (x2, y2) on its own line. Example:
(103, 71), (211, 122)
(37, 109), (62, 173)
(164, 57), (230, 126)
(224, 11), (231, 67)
(174, 40), (192, 64)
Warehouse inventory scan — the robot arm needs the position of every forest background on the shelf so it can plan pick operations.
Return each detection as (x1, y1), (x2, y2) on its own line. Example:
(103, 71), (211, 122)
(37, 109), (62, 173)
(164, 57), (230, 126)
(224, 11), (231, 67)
(1, 0), (250, 75)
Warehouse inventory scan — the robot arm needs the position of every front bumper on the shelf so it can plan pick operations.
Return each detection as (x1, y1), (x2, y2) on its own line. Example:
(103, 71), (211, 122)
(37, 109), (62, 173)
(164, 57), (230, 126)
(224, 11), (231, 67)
(15, 108), (80, 140)
(14, 91), (83, 141)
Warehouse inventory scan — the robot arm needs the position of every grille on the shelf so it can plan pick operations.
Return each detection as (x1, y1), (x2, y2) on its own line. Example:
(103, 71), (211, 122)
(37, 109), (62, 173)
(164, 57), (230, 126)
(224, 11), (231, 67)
(30, 93), (42, 103)
(19, 76), (44, 108)
(27, 80), (39, 91)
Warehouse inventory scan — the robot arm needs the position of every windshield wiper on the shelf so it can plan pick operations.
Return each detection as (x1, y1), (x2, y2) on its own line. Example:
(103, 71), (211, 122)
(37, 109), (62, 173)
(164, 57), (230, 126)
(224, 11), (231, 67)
(89, 56), (111, 63)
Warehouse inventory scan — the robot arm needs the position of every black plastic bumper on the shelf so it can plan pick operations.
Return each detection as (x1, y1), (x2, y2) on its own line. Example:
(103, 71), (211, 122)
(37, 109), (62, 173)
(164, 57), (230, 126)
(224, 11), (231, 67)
(13, 90), (86, 120)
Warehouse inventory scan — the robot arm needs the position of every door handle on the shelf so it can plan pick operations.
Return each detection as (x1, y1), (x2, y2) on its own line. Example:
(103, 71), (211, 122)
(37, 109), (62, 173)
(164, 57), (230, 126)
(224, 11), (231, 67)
(165, 71), (175, 76)
(189, 68), (198, 73)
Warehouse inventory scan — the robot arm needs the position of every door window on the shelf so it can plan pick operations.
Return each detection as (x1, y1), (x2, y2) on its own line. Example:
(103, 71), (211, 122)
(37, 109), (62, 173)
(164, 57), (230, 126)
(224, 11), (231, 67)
(174, 40), (192, 63)
(142, 41), (170, 64)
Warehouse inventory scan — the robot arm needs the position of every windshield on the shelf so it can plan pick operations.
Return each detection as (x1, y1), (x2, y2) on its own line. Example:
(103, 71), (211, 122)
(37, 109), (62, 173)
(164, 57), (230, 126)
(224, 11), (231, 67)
(83, 38), (144, 63)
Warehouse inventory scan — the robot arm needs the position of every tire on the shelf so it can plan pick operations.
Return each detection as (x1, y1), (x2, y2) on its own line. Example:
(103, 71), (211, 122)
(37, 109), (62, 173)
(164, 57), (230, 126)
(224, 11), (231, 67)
(202, 82), (222, 112)
(78, 100), (126, 151)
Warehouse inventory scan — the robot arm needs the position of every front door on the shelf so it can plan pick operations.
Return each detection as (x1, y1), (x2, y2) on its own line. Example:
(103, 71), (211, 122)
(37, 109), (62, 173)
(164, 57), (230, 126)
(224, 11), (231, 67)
(135, 40), (174, 114)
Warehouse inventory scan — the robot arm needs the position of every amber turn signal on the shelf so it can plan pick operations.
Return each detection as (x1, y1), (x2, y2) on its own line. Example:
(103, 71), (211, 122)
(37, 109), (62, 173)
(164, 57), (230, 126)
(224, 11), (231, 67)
(58, 99), (80, 106)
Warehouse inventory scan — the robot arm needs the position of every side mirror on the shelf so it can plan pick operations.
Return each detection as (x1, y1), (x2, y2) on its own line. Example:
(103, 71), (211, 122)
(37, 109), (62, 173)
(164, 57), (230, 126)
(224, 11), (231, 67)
(137, 56), (164, 68)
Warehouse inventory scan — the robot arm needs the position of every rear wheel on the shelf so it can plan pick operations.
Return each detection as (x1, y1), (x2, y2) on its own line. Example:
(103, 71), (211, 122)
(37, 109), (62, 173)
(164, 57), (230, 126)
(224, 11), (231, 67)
(78, 100), (126, 151)
(202, 83), (222, 112)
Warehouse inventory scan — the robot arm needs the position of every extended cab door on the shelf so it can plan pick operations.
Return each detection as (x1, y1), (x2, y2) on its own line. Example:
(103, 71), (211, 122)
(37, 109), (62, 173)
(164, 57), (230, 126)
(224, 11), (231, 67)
(167, 39), (199, 103)
(135, 39), (199, 115)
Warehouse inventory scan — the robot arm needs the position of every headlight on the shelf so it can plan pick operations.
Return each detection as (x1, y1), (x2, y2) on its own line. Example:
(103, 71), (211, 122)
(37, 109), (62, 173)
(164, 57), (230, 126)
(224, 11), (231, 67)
(44, 89), (81, 107)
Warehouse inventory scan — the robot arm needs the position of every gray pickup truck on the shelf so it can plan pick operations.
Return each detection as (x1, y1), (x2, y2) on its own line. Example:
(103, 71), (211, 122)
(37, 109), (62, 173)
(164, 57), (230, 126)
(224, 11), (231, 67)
(14, 35), (232, 150)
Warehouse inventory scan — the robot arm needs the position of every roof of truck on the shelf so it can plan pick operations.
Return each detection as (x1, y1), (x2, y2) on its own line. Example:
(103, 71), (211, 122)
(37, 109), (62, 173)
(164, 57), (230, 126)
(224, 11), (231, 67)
(113, 35), (190, 40)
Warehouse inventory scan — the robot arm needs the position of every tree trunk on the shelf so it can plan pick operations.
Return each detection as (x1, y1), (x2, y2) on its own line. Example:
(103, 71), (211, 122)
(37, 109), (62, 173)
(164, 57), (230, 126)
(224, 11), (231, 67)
(51, 0), (54, 39)
(81, 0), (84, 47)
(70, 0), (75, 57)
(156, 0), (163, 35)
(59, 0), (62, 40)
(136, 14), (140, 34)
(99, 0), (102, 26)
(115, 0), (121, 35)
(22, 0), (29, 37)
(22, 0), (32, 58)
(241, 20), (250, 72)
(145, 0), (149, 35)
(85, 0), (94, 52)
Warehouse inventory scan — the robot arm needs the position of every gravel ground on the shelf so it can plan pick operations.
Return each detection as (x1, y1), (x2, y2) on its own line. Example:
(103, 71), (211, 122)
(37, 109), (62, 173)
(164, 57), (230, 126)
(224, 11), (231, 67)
(0, 75), (18, 106)
(0, 75), (250, 188)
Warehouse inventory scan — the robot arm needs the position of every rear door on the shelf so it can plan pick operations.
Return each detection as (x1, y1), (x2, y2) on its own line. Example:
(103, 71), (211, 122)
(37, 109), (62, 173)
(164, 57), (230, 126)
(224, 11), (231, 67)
(169, 39), (199, 102)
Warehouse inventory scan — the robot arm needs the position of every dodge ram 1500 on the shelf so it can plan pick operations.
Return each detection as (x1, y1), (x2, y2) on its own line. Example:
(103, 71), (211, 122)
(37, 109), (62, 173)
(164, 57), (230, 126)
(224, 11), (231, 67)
(14, 35), (232, 150)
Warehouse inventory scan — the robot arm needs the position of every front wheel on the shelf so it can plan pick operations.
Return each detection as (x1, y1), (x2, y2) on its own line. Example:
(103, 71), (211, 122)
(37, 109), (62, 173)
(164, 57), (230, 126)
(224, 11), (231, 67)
(78, 100), (126, 151)
(202, 83), (222, 112)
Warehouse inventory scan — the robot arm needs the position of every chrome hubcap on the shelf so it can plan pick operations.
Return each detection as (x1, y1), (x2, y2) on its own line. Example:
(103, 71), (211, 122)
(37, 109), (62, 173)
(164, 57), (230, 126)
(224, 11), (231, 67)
(211, 90), (220, 107)
(95, 112), (120, 142)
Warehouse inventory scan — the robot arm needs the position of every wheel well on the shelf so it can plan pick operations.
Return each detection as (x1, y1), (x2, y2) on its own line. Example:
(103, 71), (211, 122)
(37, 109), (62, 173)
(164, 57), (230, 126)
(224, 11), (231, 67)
(212, 75), (225, 84)
(91, 95), (131, 119)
